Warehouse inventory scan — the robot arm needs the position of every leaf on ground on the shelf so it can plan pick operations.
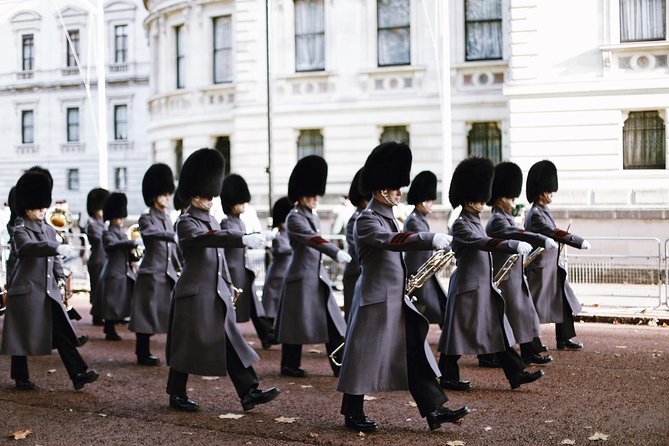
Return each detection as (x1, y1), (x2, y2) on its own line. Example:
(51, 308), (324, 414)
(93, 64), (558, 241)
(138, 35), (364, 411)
(483, 426), (492, 431)
(588, 432), (610, 441)
(218, 413), (244, 420)
(358, 432), (366, 437)
(647, 319), (658, 327)
(106, 373), (113, 377)
(614, 345), (627, 349)
(613, 353), (621, 357)
(98, 413), (107, 417)
(274, 416), (298, 423)
(561, 440), (576, 445)
(307, 349), (322, 354)
(363, 395), (377, 401)
(446, 441), (465, 446)
(201, 376), (219, 381)
(405, 401), (417, 407)
(544, 420), (556, 423)
(9, 429), (32, 440)
(47, 369), (57, 374)
(309, 433), (319, 438)
(300, 385), (313, 389)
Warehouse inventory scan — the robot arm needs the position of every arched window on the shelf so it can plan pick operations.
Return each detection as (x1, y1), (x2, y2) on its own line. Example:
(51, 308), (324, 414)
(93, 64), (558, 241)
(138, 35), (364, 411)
(623, 111), (665, 169)
(467, 122), (501, 165)
(380, 126), (410, 145)
(297, 129), (323, 159)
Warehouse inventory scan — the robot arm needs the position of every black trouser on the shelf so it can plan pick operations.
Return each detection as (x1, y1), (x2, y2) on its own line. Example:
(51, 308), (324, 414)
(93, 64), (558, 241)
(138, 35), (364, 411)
(555, 296), (576, 342)
(249, 301), (274, 343)
(441, 347), (525, 382)
(166, 338), (259, 398)
(12, 299), (87, 381)
(103, 320), (119, 335)
(281, 312), (343, 373)
(135, 333), (153, 358)
(520, 337), (545, 360)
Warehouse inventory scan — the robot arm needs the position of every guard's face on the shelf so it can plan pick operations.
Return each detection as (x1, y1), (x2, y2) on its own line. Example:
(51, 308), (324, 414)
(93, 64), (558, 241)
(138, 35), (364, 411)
(111, 217), (125, 226)
(417, 200), (433, 214)
(466, 201), (485, 214)
(502, 197), (516, 208)
(26, 208), (47, 222)
(300, 196), (318, 210)
(192, 196), (213, 211)
(155, 193), (171, 209)
(380, 189), (401, 206)
(542, 192), (554, 204)
(232, 203), (246, 215)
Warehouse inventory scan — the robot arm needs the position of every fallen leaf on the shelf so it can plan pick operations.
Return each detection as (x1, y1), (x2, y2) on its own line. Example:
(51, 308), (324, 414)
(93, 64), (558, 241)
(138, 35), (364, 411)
(544, 420), (556, 423)
(363, 395), (377, 401)
(613, 353), (621, 357)
(405, 401), (417, 407)
(446, 441), (465, 446)
(484, 426), (492, 431)
(202, 376), (219, 381)
(588, 432), (610, 441)
(106, 373), (113, 377)
(307, 349), (322, 354)
(9, 429), (32, 440)
(561, 440), (576, 445)
(300, 385), (313, 389)
(47, 369), (57, 374)
(218, 413), (244, 420)
(309, 433), (319, 438)
(274, 416), (298, 423)
(358, 432), (366, 437)
(614, 345), (627, 349)
(98, 413), (107, 417)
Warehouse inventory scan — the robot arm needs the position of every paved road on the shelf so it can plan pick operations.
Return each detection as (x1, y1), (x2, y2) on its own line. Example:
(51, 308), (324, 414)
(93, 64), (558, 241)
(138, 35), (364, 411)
(0, 296), (667, 445)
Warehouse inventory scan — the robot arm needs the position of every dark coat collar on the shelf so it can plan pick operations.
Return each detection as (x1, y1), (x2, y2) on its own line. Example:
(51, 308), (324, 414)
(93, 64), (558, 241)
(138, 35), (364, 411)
(22, 217), (44, 233)
(186, 205), (213, 223)
(368, 197), (395, 220)
(149, 206), (169, 221)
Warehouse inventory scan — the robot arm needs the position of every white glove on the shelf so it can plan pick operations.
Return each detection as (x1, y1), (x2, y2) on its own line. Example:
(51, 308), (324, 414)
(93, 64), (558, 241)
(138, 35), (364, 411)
(173, 233), (179, 244)
(261, 230), (276, 241)
(56, 245), (73, 257)
(336, 250), (352, 263)
(132, 238), (144, 247)
(515, 241), (532, 255)
(545, 238), (559, 249)
(581, 240), (591, 250)
(432, 233), (452, 250)
(242, 233), (265, 249)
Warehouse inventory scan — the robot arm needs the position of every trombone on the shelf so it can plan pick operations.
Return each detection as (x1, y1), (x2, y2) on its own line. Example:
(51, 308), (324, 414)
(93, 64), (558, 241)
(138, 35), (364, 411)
(492, 247), (545, 288)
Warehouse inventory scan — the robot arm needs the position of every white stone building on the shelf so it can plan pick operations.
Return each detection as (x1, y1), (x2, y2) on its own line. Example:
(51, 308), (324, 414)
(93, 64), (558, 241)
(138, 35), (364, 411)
(0, 0), (151, 215)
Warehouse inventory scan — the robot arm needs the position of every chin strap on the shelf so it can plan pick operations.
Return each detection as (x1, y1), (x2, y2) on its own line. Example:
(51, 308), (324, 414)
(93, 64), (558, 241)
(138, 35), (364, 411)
(380, 190), (396, 207)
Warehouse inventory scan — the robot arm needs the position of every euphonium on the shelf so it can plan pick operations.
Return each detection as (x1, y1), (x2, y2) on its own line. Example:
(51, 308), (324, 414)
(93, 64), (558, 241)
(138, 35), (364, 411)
(126, 224), (144, 262)
(46, 205), (73, 232)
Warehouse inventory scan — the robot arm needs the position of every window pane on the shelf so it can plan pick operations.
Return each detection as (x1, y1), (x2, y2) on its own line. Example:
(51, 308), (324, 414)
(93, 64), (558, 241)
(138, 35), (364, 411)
(176, 26), (185, 88)
(67, 107), (79, 142)
(214, 16), (233, 83)
(466, 0), (503, 60)
(297, 129), (324, 159)
(67, 169), (80, 191)
(67, 30), (79, 67)
(467, 122), (502, 165)
(115, 25), (128, 63)
(22, 35), (34, 71)
(22, 110), (34, 144)
(377, 0), (410, 66)
(294, 0), (325, 71)
(623, 111), (665, 169)
(620, 0), (666, 42)
(114, 105), (128, 141)
(380, 126), (410, 145)
(378, 0), (410, 28)
(115, 167), (128, 191)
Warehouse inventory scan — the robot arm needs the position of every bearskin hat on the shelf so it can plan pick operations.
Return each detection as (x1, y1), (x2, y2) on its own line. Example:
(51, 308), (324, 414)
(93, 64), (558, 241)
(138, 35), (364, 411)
(27, 165), (53, 188)
(271, 197), (293, 228)
(87, 188), (110, 217)
(142, 163), (175, 206)
(103, 192), (128, 221)
(526, 160), (558, 203)
(7, 186), (16, 224)
(288, 155), (328, 203)
(448, 157), (494, 208)
(347, 168), (371, 209)
(360, 142), (412, 193)
(407, 171), (437, 205)
(15, 172), (52, 215)
(221, 174), (251, 214)
(177, 148), (225, 202)
(488, 162), (523, 205)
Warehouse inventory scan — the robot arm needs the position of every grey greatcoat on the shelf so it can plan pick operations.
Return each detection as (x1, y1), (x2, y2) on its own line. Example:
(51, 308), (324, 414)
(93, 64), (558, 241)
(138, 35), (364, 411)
(1, 218), (78, 355)
(275, 205), (346, 345)
(129, 207), (178, 334)
(98, 224), (136, 321)
(220, 215), (265, 322)
(342, 210), (361, 318)
(166, 206), (259, 377)
(86, 217), (106, 313)
(337, 199), (441, 395)
(403, 210), (447, 324)
(524, 203), (583, 323)
(485, 208), (547, 344)
(261, 229), (292, 318)
(439, 210), (517, 356)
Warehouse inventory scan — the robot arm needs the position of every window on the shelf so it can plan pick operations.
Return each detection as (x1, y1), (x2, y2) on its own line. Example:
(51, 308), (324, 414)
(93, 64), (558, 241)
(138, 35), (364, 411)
(467, 122), (502, 165)
(114, 167), (128, 191)
(294, 0), (325, 71)
(176, 25), (185, 89)
(115, 25), (128, 63)
(114, 104), (128, 141)
(66, 107), (79, 142)
(297, 129), (323, 159)
(623, 111), (665, 169)
(380, 125), (410, 145)
(66, 29), (80, 67)
(215, 136), (231, 175)
(22, 34), (34, 71)
(465, 0), (502, 61)
(174, 139), (183, 179)
(213, 16), (233, 83)
(67, 169), (80, 191)
(21, 110), (34, 144)
(377, 0), (410, 66)
(620, 0), (666, 42)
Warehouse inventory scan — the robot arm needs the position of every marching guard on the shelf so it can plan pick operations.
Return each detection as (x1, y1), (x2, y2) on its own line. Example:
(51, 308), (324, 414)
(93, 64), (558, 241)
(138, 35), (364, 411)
(438, 157), (544, 391)
(1, 171), (98, 390)
(220, 174), (275, 349)
(85, 188), (110, 326)
(129, 164), (178, 365)
(485, 162), (556, 365)
(274, 155), (350, 378)
(337, 142), (469, 432)
(404, 171), (447, 324)
(524, 160), (590, 350)
(165, 148), (279, 412)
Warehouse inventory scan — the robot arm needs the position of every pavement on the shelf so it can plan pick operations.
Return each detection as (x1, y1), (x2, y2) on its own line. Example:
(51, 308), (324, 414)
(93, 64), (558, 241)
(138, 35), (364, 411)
(0, 294), (667, 446)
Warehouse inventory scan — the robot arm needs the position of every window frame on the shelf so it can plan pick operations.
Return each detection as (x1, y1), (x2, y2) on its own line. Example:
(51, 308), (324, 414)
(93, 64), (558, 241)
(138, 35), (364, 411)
(622, 110), (666, 170)
(113, 104), (128, 141)
(22, 34), (34, 71)
(619, 0), (667, 43)
(66, 107), (79, 142)
(114, 167), (128, 191)
(294, 0), (326, 72)
(175, 25), (185, 89)
(66, 29), (80, 68)
(467, 122), (502, 165)
(114, 24), (128, 63)
(296, 129), (324, 159)
(213, 16), (233, 84)
(67, 168), (80, 191)
(21, 110), (34, 144)
(464, 0), (503, 62)
(380, 125), (410, 146)
(377, 0), (411, 67)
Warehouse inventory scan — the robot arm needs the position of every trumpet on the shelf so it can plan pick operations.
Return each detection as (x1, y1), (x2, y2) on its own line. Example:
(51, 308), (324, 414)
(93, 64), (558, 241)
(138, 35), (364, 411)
(58, 271), (81, 320)
(329, 250), (454, 367)
(523, 247), (544, 268)
(126, 224), (145, 262)
(232, 286), (243, 306)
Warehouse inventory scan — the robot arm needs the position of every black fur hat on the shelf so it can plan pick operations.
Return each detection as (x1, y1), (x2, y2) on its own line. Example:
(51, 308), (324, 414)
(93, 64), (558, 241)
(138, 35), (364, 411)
(488, 162), (523, 205)
(348, 168), (371, 208)
(87, 188), (110, 217)
(288, 155), (328, 203)
(15, 172), (52, 215)
(407, 171), (437, 205)
(360, 142), (412, 193)
(7, 186), (17, 224)
(448, 157), (494, 208)
(27, 165), (53, 188)
(103, 192), (128, 221)
(142, 163), (175, 206)
(526, 160), (558, 203)
(271, 196), (293, 228)
(177, 148), (225, 202)
(221, 174), (251, 214)
(173, 189), (187, 211)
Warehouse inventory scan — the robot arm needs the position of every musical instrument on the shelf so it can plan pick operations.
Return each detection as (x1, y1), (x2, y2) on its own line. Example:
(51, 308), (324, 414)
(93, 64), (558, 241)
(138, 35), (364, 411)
(493, 247), (546, 288)
(58, 269), (81, 320)
(46, 204), (74, 232)
(126, 224), (145, 262)
(0, 285), (6, 316)
(232, 286), (243, 306)
(523, 247), (544, 268)
(329, 249), (455, 367)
